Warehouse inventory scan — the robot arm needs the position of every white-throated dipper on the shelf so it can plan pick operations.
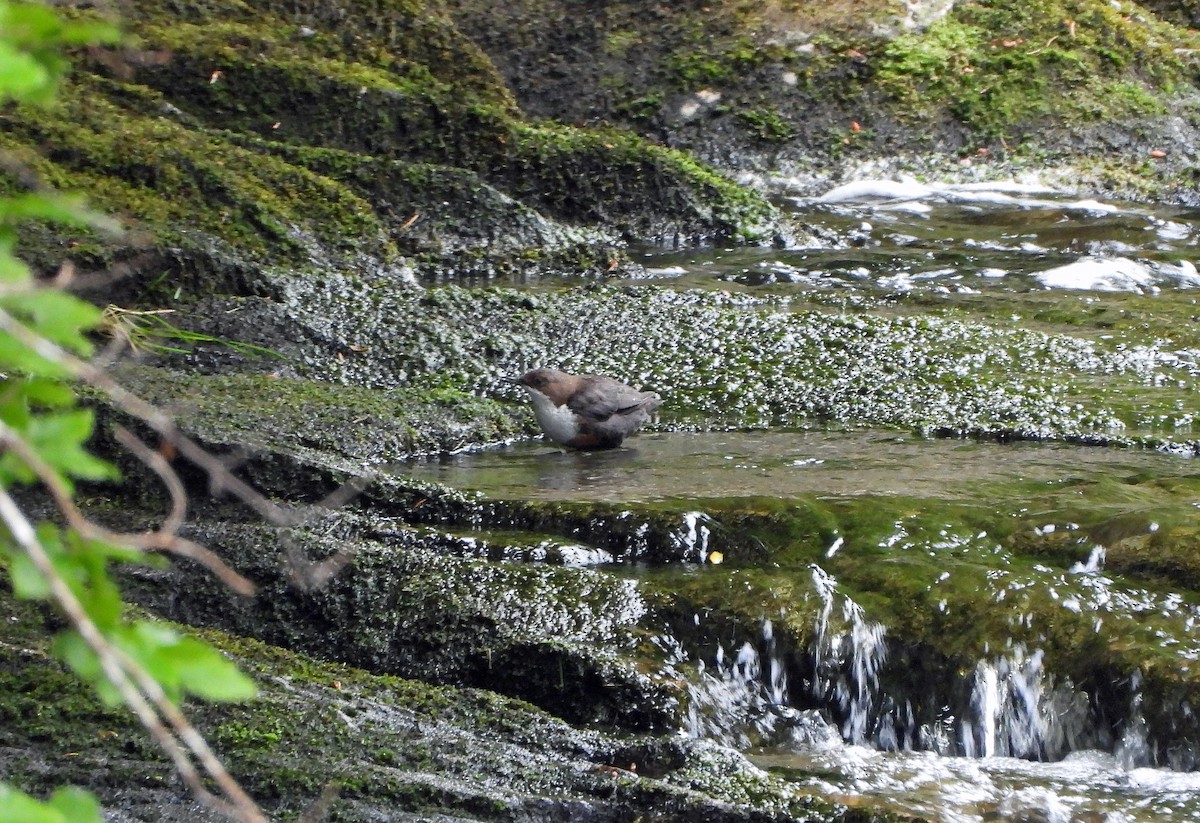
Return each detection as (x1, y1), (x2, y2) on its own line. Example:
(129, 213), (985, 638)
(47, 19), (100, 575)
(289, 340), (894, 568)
(515, 368), (662, 449)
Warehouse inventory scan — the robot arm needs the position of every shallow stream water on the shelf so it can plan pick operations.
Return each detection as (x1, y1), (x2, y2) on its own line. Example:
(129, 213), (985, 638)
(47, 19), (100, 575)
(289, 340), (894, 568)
(404, 429), (1200, 822)
(630, 179), (1200, 298)
(402, 429), (1192, 504)
(404, 182), (1200, 822)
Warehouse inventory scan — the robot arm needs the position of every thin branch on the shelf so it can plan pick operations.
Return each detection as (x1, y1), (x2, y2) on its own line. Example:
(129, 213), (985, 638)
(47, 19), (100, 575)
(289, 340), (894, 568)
(0, 420), (255, 595)
(113, 425), (188, 535)
(0, 305), (295, 525)
(4, 302), (371, 584)
(147, 535), (257, 596)
(0, 485), (261, 823)
(107, 642), (268, 822)
(314, 475), (370, 514)
(0, 302), (372, 820)
(284, 533), (354, 591)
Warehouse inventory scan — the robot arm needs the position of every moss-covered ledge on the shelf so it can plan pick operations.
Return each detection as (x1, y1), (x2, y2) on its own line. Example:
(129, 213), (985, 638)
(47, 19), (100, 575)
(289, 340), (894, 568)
(121, 284), (1200, 453)
(4, 0), (791, 299)
(440, 0), (1200, 203)
(0, 584), (909, 823)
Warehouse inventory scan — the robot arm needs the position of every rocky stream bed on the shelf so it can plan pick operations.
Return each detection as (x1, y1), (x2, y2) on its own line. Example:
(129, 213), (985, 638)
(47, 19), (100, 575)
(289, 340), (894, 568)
(7, 1), (1200, 822)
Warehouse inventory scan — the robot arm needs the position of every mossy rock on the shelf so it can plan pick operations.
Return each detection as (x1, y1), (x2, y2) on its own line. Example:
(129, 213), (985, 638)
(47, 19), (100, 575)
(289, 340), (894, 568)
(3, 0), (783, 295)
(1106, 524), (1200, 590)
(440, 0), (1200, 199)
(0, 582), (894, 821)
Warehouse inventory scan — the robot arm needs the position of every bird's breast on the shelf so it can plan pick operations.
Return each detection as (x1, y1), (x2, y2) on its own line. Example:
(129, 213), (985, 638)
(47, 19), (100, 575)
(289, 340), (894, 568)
(528, 394), (582, 445)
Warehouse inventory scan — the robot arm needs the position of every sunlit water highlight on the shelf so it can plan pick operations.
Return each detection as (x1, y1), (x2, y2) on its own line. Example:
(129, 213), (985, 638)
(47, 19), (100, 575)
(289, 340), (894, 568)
(752, 744), (1200, 822)
(630, 179), (1200, 296)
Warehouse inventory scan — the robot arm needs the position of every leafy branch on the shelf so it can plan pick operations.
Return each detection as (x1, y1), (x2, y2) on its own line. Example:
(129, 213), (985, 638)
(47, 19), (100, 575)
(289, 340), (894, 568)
(0, 3), (324, 821)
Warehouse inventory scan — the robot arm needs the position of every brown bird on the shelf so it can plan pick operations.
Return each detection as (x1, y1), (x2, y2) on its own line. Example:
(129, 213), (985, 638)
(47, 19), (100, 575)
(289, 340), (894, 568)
(515, 368), (662, 449)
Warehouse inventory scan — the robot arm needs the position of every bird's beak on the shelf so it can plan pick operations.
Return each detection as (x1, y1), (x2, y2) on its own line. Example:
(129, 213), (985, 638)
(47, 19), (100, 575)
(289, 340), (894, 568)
(501, 376), (520, 385)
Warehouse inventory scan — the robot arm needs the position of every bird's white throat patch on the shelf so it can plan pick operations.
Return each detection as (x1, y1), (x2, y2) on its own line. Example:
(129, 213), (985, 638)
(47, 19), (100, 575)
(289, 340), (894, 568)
(525, 390), (580, 445)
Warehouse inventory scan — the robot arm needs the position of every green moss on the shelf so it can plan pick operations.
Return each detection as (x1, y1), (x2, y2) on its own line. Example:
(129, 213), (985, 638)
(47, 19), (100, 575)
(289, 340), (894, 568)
(736, 106), (798, 142)
(121, 0), (776, 240)
(873, 0), (1196, 139)
(0, 76), (395, 268)
(1105, 517), (1200, 589)
(603, 29), (643, 59)
(96, 364), (528, 463)
(128, 0), (515, 112)
(503, 123), (775, 239)
(6, 0), (780, 292)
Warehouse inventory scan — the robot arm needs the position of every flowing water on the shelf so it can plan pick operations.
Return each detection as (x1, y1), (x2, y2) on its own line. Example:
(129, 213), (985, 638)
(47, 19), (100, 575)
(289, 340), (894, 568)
(628, 179), (1200, 298)
(402, 181), (1200, 821)
(402, 429), (1200, 821)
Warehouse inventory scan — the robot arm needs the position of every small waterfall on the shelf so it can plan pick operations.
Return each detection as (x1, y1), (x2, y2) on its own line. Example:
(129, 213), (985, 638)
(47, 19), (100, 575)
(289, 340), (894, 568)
(682, 562), (1158, 768)
(1116, 670), (1153, 769)
(684, 618), (794, 748)
(684, 565), (893, 750)
(948, 645), (1101, 762)
(675, 511), (713, 563)
(807, 565), (891, 747)
(763, 619), (788, 705)
(960, 648), (1047, 759)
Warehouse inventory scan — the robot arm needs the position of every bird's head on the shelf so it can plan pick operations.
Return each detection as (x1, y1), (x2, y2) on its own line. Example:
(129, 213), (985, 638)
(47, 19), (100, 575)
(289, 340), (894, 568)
(515, 368), (581, 404)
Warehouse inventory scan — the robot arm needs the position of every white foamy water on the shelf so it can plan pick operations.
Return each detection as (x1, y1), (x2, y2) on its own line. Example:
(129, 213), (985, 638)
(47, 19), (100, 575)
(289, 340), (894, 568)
(1034, 256), (1159, 293)
(634, 178), (1200, 296)
(752, 743), (1200, 822)
(685, 619), (794, 748)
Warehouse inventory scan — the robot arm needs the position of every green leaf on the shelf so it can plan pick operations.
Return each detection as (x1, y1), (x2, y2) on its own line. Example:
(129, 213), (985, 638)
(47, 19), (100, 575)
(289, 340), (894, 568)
(0, 379), (34, 426)
(0, 3), (121, 48)
(0, 452), (39, 486)
(5, 544), (50, 599)
(119, 621), (184, 702)
(0, 193), (87, 226)
(21, 377), (75, 408)
(27, 409), (118, 484)
(125, 621), (258, 703)
(0, 331), (73, 379)
(53, 630), (122, 706)
(46, 787), (102, 823)
(0, 248), (31, 284)
(0, 782), (65, 823)
(64, 534), (127, 631)
(51, 20), (123, 48)
(0, 193), (121, 234)
(1, 2), (67, 40)
(0, 41), (51, 101)
(169, 635), (259, 702)
(3, 289), (103, 353)
(75, 533), (145, 565)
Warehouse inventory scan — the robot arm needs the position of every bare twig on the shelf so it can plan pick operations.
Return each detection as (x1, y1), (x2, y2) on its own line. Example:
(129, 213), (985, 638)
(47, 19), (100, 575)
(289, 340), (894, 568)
(0, 484), (265, 823)
(107, 642), (267, 823)
(0, 300), (373, 821)
(1027, 35), (1059, 55)
(0, 304), (296, 525)
(0, 419), (256, 595)
(113, 425), (187, 534)
(285, 534), (355, 591)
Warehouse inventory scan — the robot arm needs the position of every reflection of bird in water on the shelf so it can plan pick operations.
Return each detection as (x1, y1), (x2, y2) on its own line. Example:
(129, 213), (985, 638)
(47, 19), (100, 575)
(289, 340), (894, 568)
(514, 368), (661, 449)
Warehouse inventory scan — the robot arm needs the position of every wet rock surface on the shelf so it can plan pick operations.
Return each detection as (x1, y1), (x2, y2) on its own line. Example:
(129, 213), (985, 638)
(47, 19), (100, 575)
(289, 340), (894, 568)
(7, 0), (1200, 821)
(0, 590), (897, 823)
